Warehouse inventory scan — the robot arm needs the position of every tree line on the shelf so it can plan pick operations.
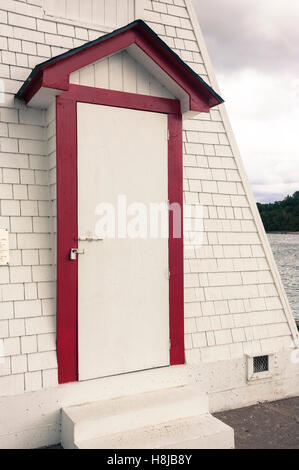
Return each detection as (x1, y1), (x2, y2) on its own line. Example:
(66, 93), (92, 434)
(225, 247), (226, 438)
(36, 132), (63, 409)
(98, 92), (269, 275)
(257, 191), (299, 232)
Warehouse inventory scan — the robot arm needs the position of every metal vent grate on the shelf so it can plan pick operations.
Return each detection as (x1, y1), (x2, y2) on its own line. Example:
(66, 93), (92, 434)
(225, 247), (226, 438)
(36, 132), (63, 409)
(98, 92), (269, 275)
(253, 355), (269, 373)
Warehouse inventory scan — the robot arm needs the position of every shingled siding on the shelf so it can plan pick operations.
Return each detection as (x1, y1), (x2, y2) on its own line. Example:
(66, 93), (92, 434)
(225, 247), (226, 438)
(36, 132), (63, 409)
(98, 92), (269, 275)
(0, 0), (297, 400)
(143, 0), (297, 362)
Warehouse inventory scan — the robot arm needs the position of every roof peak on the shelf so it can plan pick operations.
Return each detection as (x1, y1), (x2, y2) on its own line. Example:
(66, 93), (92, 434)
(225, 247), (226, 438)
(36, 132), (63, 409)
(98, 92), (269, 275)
(15, 19), (223, 113)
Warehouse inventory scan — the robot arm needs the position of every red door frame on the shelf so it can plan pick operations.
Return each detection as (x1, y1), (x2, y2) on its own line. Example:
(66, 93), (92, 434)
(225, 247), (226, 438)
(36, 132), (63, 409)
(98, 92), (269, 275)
(56, 84), (184, 384)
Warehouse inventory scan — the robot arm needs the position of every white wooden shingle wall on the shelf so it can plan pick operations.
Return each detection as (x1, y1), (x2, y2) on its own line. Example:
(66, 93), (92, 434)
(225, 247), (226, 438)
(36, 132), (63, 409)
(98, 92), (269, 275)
(0, 0), (105, 397)
(0, 99), (57, 395)
(0, 0), (297, 398)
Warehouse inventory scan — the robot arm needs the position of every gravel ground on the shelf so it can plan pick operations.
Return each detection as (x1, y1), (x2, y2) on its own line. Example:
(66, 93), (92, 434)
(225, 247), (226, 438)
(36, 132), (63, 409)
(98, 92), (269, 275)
(214, 396), (299, 449)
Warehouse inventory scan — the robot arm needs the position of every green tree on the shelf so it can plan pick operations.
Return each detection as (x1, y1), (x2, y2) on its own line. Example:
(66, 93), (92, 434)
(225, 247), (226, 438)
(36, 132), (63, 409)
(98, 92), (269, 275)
(257, 191), (299, 232)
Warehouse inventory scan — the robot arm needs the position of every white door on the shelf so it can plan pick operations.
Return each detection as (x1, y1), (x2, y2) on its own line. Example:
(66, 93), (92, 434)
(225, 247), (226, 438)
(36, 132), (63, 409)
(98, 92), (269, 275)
(77, 103), (170, 381)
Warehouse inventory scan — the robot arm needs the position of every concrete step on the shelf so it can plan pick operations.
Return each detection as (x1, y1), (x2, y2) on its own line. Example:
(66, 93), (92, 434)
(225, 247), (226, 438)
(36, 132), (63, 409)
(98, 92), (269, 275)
(79, 414), (234, 449)
(61, 384), (234, 449)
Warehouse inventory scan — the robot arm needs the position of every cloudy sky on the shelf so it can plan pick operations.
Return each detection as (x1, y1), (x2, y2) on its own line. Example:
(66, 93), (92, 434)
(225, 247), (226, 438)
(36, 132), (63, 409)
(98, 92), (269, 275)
(194, 0), (299, 203)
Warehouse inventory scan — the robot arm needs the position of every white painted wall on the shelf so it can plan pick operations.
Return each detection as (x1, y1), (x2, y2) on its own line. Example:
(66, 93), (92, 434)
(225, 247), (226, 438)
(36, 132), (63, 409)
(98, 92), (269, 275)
(70, 50), (174, 99)
(43, 0), (136, 30)
(0, 0), (298, 448)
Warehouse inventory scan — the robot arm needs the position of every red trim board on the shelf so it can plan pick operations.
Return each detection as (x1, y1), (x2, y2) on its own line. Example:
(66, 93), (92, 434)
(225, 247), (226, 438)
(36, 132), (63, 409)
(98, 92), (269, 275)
(56, 86), (184, 384)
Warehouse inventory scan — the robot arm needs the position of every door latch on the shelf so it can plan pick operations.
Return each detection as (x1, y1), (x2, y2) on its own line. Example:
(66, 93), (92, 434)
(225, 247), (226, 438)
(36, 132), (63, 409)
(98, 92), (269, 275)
(77, 236), (103, 242)
(70, 248), (85, 260)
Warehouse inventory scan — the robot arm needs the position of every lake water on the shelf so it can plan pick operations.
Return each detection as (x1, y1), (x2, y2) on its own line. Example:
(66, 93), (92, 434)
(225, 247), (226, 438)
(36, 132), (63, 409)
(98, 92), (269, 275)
(267, 233), (299, 321)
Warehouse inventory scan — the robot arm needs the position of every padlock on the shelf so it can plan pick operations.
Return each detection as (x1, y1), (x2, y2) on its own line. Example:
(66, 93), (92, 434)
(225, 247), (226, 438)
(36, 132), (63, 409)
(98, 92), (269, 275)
(70, 248), (85, 260)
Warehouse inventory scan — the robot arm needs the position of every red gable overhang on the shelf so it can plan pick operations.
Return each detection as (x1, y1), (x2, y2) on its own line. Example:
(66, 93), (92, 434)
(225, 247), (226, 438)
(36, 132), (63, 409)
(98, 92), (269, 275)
(15, 20), (223, 113)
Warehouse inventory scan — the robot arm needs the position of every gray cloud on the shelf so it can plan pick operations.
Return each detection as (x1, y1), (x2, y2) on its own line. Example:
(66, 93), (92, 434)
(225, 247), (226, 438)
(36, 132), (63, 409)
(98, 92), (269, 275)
(193, 0), (299, 203)
(193, 0), (299, 75)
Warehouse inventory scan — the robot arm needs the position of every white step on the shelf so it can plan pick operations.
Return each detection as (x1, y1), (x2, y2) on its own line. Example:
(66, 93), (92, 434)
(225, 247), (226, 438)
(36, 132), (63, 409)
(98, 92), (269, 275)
(79, 414), (234, 449)
(61, 385), (234, 449)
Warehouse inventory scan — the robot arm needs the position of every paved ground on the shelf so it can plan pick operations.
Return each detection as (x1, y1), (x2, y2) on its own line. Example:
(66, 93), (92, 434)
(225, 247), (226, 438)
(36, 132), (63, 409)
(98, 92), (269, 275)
(43, 396), (299, 449)
(214, 396), (299, 449)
